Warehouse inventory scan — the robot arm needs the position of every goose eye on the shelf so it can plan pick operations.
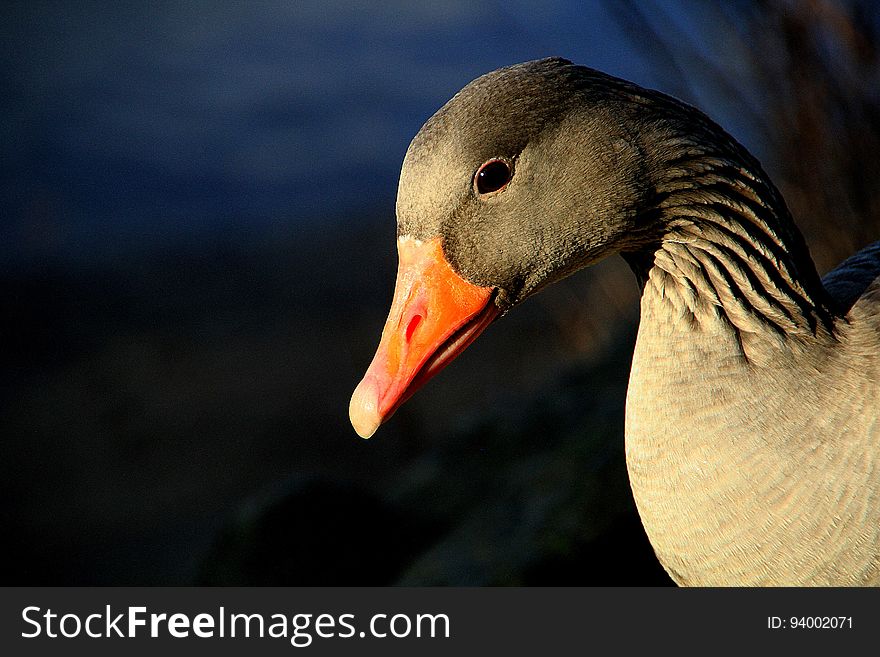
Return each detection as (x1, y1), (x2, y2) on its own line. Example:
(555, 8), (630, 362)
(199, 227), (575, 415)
(475, 159), (512, 195)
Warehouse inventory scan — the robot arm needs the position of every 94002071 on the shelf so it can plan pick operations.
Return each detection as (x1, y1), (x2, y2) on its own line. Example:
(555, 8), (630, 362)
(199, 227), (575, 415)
(767, 616), (853, 629)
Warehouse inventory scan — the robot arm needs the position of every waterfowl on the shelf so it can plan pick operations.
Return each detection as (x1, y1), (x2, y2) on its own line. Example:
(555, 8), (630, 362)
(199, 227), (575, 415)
(349, 58), (880, 586)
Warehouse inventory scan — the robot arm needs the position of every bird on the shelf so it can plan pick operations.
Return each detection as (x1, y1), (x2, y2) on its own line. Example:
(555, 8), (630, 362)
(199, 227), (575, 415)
(348, 57), (880, 586)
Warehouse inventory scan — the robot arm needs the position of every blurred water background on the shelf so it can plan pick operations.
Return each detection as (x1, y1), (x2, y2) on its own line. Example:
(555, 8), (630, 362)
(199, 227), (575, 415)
(3, 0), (879, 584)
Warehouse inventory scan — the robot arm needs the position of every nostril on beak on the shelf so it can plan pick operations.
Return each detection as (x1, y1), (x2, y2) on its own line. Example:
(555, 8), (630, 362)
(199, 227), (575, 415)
(405, 313), (423, 343)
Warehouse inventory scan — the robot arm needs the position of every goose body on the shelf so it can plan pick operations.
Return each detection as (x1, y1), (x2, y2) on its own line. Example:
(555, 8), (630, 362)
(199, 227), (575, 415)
(349, 58), (880, 586)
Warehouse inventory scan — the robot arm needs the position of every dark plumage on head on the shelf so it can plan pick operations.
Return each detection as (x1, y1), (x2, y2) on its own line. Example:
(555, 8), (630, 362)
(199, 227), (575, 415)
(395, 57), (703, 308)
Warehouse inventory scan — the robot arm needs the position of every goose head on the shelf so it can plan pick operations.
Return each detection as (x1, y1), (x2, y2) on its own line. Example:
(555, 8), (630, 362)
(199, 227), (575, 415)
(349, 57), (690, 438)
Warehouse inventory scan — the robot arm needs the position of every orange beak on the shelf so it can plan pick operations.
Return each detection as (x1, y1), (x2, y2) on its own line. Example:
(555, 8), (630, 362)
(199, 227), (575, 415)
(349, 236), (498, 438)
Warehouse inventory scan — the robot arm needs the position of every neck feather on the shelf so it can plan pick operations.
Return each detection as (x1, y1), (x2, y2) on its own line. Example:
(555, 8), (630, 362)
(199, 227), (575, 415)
(626, 145), (838, 358)
(616, 102), (877, 585)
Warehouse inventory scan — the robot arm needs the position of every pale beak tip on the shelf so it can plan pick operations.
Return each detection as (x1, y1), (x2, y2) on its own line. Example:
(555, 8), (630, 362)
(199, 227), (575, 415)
(349, 377), (381, 439)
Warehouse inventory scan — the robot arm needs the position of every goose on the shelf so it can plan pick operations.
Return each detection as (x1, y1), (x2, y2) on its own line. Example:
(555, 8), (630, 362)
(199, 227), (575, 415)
(349, 58), (880, 586)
